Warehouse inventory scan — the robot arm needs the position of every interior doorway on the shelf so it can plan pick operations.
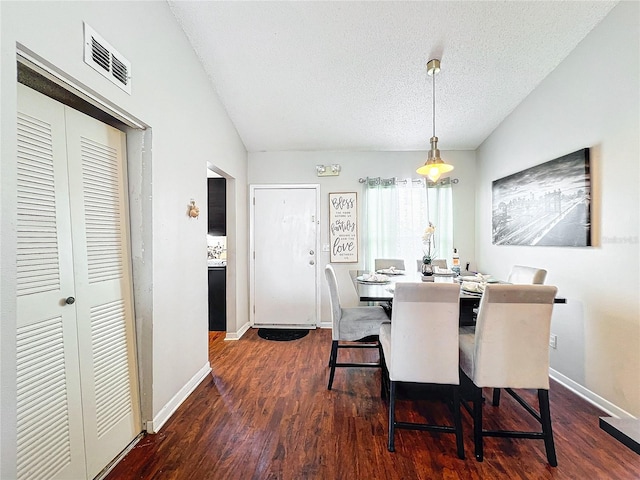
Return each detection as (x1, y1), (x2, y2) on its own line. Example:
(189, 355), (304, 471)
(16, 48), (155, 451)
(207, 167), (227, 333)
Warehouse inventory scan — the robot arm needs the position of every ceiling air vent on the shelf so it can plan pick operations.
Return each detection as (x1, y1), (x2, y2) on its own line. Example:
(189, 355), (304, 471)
(83, 23), (131, 94)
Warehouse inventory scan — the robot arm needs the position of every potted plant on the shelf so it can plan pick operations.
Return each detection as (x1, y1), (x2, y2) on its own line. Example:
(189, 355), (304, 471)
(422, 222), (436, 276)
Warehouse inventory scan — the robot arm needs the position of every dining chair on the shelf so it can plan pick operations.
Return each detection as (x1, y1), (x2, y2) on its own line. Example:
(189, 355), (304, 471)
(374, 258), (406, 271)
(508, 265), (547, 285)
(458, 284), (558, 465)
(379, 282), (464, 458)
(488, 264), (547, 405)
(415, 258), (447, 271)
(432, 259), (448, 269)
(325, 264), (390, 390)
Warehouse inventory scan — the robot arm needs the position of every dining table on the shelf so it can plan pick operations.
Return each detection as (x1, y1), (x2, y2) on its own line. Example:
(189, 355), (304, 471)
(349, 269), (566, 327)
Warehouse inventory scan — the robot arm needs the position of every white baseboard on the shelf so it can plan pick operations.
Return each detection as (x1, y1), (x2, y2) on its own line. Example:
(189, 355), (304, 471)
(550, 368), (636, 419)
(224, 321), (251, 340)
(318, 322), (331, 329)
(146, 362), (212, 433)
(253, 324), (317, 329)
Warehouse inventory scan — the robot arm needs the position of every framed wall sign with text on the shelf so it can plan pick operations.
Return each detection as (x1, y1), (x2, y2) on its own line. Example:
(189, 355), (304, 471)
(329, 192), (358, 263)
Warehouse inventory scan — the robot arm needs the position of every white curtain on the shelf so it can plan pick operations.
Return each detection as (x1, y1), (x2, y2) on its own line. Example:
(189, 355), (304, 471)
(363, 177), (453, 271)
(427, 179), (454, 263)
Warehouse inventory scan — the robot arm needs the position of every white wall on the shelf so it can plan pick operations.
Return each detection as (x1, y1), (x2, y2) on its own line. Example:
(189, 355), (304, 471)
(475, 2), (639, 417)
(0, 1), (249, 474)
(248, 150), (476, 322)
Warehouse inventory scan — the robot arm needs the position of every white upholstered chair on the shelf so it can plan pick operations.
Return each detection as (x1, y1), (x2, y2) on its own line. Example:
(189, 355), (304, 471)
(379, 282), (464, 458)
(374, 258), (406, 271)
(325, 265), (390, 390)
(458, 284), (558, 465)
(508, 265), (547, 285)
(488, 265), (547, 405)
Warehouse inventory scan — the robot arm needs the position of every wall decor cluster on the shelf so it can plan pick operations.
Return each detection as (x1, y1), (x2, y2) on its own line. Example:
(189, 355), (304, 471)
(329, 192), (358, 262)
(492, 148), (591, 247)
(188, 199), (200, 218)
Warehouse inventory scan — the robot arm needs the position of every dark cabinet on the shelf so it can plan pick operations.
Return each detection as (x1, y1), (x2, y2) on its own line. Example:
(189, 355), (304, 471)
(208, 178), (226, 236)
(208, 267), (226, 331)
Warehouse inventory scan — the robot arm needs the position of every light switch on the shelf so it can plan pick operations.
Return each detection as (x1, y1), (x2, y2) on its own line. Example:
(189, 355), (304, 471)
(322, 244), (330, 252)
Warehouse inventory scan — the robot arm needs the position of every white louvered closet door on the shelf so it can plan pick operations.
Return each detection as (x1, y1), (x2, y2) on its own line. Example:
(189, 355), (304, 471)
(16, 84), (88, 480)
(64, 104), (140, 478)
(16, 84), (140, 480)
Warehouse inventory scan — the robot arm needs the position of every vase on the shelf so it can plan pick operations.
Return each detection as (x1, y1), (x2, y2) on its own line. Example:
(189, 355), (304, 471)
(421, 263), (434, 276)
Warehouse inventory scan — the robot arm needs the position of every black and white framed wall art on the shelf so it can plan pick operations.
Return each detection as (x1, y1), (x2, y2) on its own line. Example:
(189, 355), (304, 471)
(329, 192), (358, 262)
(492, 148), (591, 247)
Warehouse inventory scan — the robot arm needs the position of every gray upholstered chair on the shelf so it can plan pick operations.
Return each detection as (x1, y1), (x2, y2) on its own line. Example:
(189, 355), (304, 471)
(458, 284), (558, 465)
(325, 265), (390, 390)
(432, 259), (448, 269)
(508, 265), (547, 285)
(374, 258), (406, 271)
(379, 282), (464, 458)
(416, 258), (447, 271)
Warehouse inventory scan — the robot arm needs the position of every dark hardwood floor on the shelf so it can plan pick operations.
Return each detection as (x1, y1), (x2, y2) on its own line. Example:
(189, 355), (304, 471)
(106, 329), (639, 479)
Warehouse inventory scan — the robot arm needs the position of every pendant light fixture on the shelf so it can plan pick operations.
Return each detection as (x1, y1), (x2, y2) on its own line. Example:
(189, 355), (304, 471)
(416, 58), (454, 183)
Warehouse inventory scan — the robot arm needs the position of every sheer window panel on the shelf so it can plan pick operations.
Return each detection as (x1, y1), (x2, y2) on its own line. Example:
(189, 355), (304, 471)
(364, 177), (447, 272)
(427, 180), (453, 263)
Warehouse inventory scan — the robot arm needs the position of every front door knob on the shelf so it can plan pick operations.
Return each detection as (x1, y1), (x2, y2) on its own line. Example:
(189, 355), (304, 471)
(65, 296), (75, 305)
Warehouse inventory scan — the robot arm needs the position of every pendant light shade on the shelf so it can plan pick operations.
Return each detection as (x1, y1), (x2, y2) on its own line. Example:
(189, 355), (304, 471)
(416, 59), (454, 183)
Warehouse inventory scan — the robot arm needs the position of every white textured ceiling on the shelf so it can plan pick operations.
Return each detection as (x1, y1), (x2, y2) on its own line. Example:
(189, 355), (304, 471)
(168, 1), (617, 152)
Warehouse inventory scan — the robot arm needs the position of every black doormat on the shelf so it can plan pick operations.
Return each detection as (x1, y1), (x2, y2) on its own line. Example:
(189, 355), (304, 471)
(257, 328), (310, 341)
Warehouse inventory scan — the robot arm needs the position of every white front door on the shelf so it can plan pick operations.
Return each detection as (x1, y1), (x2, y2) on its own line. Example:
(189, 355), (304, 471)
(251, 185), (319, 327)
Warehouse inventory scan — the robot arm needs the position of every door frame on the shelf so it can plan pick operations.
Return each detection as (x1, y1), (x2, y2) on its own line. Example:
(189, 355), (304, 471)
(15, 82), (142, 479)
(249, 184), (321, 327)
(15, 49), (152, 430)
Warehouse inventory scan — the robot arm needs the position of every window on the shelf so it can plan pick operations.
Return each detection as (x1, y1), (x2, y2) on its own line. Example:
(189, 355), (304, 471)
(363, 177), (453, 271)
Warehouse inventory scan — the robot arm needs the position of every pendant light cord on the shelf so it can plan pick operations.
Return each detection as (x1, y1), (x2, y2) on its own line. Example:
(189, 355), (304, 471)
(432, 71), (436, 138)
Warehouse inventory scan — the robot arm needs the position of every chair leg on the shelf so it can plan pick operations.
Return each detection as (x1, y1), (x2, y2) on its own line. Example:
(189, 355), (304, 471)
(538, 389), (558, 467)
(379, 347), (387, 400)
(473, 384), (483, 462)
(327, 341), (338, 390)
(452, 385), (465, 459)
(492, 388), (501, 406)
(387, 381), (396, 452)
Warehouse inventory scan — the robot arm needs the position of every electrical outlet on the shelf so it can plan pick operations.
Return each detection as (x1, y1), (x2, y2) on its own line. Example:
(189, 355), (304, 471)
(322, 244), (330, 252)
(549, 334), (558, 349)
